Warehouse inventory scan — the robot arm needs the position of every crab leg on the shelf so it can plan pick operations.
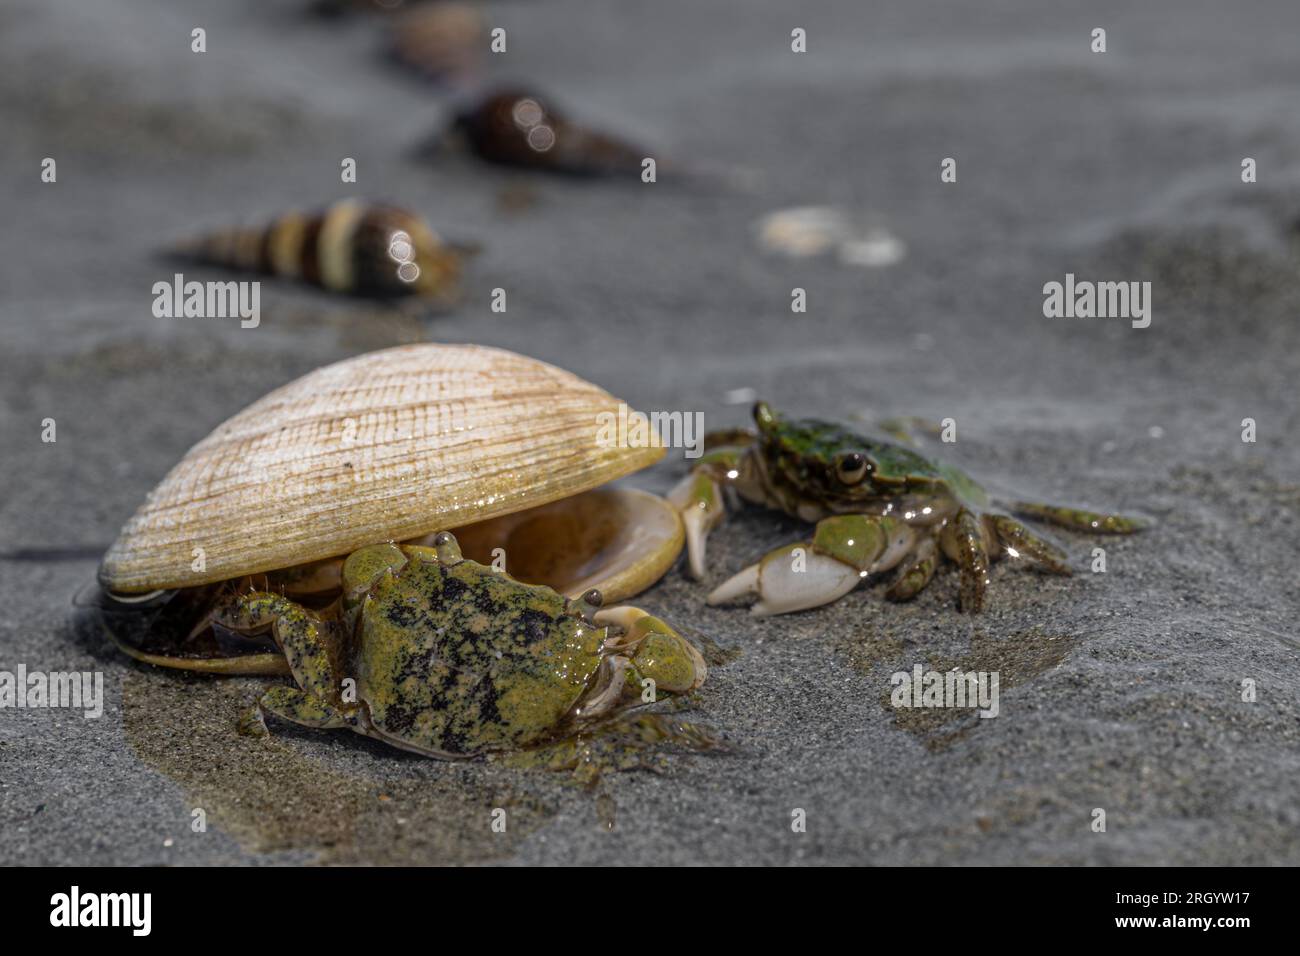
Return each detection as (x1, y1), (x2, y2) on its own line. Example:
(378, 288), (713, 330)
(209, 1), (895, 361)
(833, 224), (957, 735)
(939, 509), (991, 613)
(1008, 501), (1147, 534)
(708, 514), (915, 617)
(884, 536), (940, 602)
(239, 686), (352, 737)
(989, 514), (1072, 574)
(214, 590), (360, 738)
(669, 470), (726, 579)
(213, 592), (345, 704)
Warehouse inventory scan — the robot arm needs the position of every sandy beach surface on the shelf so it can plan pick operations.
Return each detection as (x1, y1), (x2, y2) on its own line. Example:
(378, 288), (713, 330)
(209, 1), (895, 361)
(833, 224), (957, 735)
(2, 0), (1298, 865)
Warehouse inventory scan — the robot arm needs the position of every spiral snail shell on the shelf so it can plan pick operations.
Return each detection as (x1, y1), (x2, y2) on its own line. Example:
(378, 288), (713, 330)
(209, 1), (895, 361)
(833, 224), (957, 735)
(169, 200), (463, 299)
(449, 88), (651, 178)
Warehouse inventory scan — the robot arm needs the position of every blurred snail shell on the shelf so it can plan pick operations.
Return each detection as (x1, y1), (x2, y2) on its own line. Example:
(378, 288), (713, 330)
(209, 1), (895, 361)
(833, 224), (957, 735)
(450, 88), (652, 178)
(310, 0), (420, 17)
(99, 344), (682, 599)
(169, 200), (463, 299)
(390, 3), (485, 83)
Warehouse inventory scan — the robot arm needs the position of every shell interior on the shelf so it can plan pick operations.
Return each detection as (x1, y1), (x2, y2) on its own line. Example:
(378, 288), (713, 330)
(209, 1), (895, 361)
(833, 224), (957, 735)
(444, 486), (683, 604)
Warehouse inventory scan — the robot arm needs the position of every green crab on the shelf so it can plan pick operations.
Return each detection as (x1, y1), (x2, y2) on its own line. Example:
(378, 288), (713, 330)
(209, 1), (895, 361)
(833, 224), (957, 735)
(670, 402), (1145, 616)
(210, 532), (707, 758)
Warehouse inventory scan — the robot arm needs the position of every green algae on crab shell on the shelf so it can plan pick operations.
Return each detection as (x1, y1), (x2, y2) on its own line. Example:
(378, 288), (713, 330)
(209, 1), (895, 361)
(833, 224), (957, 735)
(206, 537), (712, 761)
(761, 410), (949, 499)
(355, 551), (611, 754)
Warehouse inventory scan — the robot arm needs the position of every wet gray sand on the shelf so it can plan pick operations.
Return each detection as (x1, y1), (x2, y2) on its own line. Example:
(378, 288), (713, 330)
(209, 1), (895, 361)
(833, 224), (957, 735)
(2, 0), (1299, 865)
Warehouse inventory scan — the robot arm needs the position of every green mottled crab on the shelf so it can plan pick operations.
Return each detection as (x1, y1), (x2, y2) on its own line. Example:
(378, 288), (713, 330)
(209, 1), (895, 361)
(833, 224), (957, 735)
(211, 533), (706, 758)
(91, 344), (719, 767)
(670, 402), (1145, 616)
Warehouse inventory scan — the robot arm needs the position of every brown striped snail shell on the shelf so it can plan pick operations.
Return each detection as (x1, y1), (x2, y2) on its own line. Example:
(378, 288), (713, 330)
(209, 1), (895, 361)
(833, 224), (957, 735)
(450, 88), (652, 178)
(95, 344), (685, 672)
(169, 200), (463, 300)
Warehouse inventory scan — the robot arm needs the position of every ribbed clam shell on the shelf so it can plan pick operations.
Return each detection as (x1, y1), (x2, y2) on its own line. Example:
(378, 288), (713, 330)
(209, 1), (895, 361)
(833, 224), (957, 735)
(100, 344), (664, 592)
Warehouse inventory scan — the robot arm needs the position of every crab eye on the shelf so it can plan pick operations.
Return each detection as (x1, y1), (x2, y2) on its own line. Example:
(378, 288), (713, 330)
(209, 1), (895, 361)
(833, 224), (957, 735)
(835, 452), (870, 485)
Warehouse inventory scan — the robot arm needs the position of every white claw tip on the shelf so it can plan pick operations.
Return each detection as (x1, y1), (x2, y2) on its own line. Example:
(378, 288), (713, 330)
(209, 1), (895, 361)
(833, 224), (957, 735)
(707, 564), (760, 606)
(682, 517), (708, 580)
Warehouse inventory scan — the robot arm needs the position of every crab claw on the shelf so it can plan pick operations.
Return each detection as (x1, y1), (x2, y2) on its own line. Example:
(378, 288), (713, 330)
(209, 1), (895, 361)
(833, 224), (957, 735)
(573, 655), (631, 719)
(595, 606), (707, 692)
(707, 543), (862, 617)
(668, 471), (725, 579)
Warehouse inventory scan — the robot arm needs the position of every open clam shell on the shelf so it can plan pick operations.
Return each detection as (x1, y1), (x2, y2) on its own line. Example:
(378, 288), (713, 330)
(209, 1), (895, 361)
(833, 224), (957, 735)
(99, 344), (672, 594)
(448, 486), (683, 603)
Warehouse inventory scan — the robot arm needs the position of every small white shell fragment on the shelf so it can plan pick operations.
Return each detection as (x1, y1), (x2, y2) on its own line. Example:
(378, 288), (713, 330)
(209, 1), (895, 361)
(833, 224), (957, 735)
(837, 227), (907, 268)
(755, 206), (906, 269)
(723, 387), (758, 405)
(754, 206), (849, 258)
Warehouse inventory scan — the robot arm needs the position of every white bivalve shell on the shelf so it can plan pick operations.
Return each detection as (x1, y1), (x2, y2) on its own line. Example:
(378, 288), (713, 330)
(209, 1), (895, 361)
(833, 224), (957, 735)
(100, 344), (676, 595)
